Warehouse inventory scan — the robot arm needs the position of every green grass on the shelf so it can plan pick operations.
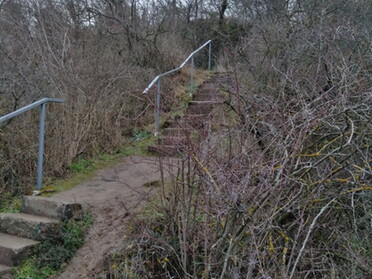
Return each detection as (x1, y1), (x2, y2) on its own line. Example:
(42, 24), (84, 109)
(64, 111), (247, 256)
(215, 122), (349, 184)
(45, 134), (156, 195)
(12, 258), (56, 279)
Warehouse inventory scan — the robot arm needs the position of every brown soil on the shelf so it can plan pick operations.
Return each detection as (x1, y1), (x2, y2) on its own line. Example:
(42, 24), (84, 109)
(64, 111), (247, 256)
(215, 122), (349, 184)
(50, 155), (177, 279)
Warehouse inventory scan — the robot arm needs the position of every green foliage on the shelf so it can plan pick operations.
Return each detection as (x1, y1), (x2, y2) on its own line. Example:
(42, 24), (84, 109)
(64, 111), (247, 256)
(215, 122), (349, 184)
(69, 158), (94, 173)
(12, 258), (56, 279)
(0, 194), (22, 213)
(12, 212), (93, 278)
(122, 133), (156, 156)
(132, 129), (150, 141)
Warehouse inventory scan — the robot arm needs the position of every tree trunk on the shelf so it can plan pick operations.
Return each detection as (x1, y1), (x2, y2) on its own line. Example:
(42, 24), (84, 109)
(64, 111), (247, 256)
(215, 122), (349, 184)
(219, 0), (228, 22)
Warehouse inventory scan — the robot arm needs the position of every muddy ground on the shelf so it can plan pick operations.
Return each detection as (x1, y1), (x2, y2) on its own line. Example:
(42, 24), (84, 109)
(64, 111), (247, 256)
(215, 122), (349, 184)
(50, 155), (178, 279)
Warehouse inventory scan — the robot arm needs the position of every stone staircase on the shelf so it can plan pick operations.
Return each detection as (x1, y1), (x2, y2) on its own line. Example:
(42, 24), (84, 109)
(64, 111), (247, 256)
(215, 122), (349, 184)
(149, 72), (232, 156)
(0, 196), (81, 278)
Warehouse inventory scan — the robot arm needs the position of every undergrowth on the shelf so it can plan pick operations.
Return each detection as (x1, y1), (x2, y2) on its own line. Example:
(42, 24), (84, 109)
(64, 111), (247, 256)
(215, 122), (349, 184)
(12, 211), (93, 279)
(0, 193), (22, 213)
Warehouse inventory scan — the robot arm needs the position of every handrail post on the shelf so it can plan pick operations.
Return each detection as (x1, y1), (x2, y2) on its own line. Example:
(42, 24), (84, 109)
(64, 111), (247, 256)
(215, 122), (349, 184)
(0, 98), (63, 190)
(36, 103), (46, 189)
(190, 57), (194, 96)
(155, 79), (161, 136)
(208, 41), (212, 71)
(142, 40), (212, 135)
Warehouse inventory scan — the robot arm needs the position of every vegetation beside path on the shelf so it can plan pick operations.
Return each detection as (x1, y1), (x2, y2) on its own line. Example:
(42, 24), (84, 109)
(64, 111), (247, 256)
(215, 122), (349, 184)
(12, 212), (93, 279)
(0, 1), (371, 278)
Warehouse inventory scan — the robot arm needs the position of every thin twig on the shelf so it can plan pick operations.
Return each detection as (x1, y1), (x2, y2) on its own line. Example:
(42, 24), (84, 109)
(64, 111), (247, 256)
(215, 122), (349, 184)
(289, 198), (336, 279)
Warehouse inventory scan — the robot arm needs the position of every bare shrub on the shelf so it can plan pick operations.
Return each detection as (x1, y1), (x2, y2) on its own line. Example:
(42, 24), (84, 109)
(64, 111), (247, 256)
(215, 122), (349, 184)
(103, 1), (371, 278)
(0, 0), (192, 201)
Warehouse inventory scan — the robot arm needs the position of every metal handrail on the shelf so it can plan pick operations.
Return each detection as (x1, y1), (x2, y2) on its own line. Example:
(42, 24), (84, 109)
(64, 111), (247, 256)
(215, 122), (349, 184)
(143, 40), (212, 135)
(0, 98), (64, 189)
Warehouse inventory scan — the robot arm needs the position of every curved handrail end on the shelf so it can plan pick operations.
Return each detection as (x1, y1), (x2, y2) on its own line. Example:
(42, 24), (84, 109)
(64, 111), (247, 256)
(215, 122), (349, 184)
(142, 40), (212, 94)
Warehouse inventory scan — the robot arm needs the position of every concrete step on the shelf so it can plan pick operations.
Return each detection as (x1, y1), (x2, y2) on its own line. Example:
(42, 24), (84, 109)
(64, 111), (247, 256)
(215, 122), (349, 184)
(188, 104), (214, 115)
(212, 76), (233, 84)
(0, 213), (59, 241)
(162, 127), (189, 137)
(186, 114), (210, 128)
(150, 73), (229, 157)
(0, 264), (11, 278)
(186, 113), (210, 121)
(22, 196), (82, 222)
(189, 99), (217, 105)
(159, 136), (187, 146)
(167, 117), (206, 129)
(148, 145), (186, 156)
(166, 120), (193, 129)
(198, 87), (218, 96)
(212, 79), (231, 85)
(212, 71), (232, 75)
(197, 88), (214, 95)
(189, 100), (217, 105)
(0, 233), (39, 266)
(193, 93), (217, 102)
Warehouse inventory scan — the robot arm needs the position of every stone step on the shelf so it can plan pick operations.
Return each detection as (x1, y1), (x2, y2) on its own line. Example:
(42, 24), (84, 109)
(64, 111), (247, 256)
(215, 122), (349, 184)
(0, 233), (39, 266)
(162, 127), (189, 137)
(189, 100), (217, 105)
(215, 79), (233, 86)
(193, 93), (213, 101)
(186, 113), (210, 121)
(148, 145), (184, 156)
(189, 101), (221, 109)
(188, 104), (214, 115)
(167, 117), (204, 129)
(0, 264), (11, 278)
(159, 136), (187, 146)
(193, 96), (223, 103)
(0, 213), (59, 241)
(212, 71), (232, 75)
(151, 73), (229, 157)
(194, 88), (220, 94)
(212, 76), (233, 84)
(186, 114), (210, 128)
(197, 87), (214, 93)
(167, 120), (193, 129)
(22, 196), (82, 222)
(213, 73), (232, 78)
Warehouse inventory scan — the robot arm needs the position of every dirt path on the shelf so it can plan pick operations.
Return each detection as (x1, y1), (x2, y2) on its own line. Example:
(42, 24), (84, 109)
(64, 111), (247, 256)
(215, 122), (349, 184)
(50, 155), (177, 279)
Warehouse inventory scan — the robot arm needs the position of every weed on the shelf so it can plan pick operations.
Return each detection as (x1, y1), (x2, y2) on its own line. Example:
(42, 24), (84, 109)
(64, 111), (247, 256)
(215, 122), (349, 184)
(69, 158), (94, 173)
(0, 194), (22, 213)
(12, 258), (56, 279)
(12, 212), (93, 278)
(132, 129), (150, 141)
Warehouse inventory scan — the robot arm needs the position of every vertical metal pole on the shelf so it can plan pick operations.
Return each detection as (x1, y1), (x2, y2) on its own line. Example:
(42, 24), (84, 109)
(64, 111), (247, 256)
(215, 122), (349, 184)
(208, 42), (212, 71)
(36, 103), (46, 190)
(155, 79), (161, 136)
(190, 57), (194, 97)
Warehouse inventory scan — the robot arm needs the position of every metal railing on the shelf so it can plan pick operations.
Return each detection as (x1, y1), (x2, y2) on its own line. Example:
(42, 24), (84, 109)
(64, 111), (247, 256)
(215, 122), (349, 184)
(143, 40), (212, 135)
(0, 98), (64, 190)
